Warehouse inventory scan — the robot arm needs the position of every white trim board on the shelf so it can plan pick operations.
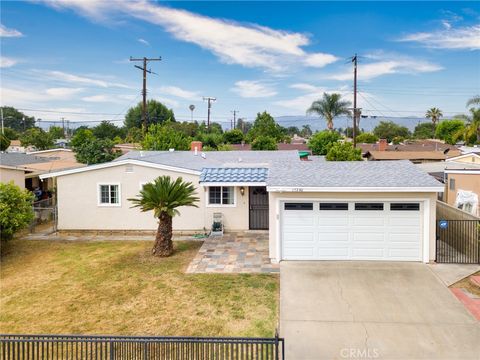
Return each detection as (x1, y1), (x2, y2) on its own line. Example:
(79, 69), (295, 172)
(39, 159), (201, 179)
(446, 153), (480, 162)
(444, 170), (480, 174)
(267, 186), (444, 193)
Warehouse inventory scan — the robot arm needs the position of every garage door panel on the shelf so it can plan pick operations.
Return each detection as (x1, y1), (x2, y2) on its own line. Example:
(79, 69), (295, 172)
(317, 216), (349, 226)
(352, 216), (385, 226)
(318, 232), (349, 242)
(352, 232), (385, 242)
(281, 201), (424, 261)
(283, 215), (314, 226)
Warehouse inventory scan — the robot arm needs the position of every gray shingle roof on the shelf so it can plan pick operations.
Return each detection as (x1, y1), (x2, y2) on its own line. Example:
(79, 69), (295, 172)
(0, 152), (51, 167)
(116, 150), (299, 171)
(267, 160), (443, 188)
(200, 167), (268, 183)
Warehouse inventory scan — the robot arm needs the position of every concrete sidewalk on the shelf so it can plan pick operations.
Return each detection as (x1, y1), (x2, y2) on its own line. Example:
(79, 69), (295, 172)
(280, 261), (479, 360)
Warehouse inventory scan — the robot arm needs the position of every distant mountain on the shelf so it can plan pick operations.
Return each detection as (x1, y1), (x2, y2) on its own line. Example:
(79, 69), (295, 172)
(275, 115), (428, 132)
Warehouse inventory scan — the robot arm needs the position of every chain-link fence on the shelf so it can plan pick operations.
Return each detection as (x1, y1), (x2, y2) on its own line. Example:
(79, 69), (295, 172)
(29, 198), (57, 235)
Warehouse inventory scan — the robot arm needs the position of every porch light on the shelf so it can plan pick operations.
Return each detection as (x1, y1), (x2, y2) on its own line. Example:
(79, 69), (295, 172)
(240, 186), (245, 196)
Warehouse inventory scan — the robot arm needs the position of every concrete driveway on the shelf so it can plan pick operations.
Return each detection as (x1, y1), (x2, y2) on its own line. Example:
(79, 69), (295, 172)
(280, 262), (479, 360)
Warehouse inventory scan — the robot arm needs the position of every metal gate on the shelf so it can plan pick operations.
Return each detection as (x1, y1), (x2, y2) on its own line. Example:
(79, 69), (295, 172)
(249, 186), (269, 230)
(29, 198), (57, 235)
(436, 220), (480, 264)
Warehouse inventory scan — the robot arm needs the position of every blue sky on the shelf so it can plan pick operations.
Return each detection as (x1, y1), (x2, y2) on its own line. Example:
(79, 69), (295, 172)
(1, 1), (479, 128)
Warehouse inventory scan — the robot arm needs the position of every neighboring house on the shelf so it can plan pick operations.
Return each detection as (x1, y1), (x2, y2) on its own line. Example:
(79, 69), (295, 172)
(114, 143), (141, 154)
(230, 143), (311, 152)
(458, 145), (480, 155)
(443, 153), (480, 216)
(0, 149), (84, 191)
(364, 150), (448, 163)
(359, 139), (460, 156)
(41, 146), (443, 263)
(6, 140), (32, 153)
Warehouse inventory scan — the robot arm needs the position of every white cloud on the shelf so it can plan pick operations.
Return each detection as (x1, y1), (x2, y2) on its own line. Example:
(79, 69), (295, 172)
(46, 70), (130, 88)
(45, 87), (84, 99)
(303, 53), (339, 68)
(158, 86), (200, 100)
(231, 80), (277, 98)
(81, 95), (112, 103)
(40, 0), (338, 72)
(0, 56), (19, 68)
(0, 24), (23, 37)
(329, 54), (443, 81)
(82, 94), (139, 103)
(398, 24), (480, 50)
(138, 38), (150, 46)
(290, 83), (319, 92)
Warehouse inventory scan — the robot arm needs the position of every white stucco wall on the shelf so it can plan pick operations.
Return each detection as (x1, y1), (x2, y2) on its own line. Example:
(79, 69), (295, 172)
(56, 163), (250, 231)
(268, 191), (438, 262)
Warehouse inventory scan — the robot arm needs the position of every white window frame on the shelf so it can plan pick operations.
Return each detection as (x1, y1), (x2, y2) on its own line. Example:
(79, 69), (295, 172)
(206, 186), (236, 208)
(97, 183), (121, 207)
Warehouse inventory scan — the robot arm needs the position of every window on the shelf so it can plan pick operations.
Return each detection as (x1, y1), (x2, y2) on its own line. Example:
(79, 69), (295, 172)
(208, 186), (235, 206)
(98, 184), (120, 206)
(284, 203), (313, 210)
(390, 203), (420, 211)
(355, 203), (384, 211)
(449, 178), (455, 190)
(320, 202), (348, 211)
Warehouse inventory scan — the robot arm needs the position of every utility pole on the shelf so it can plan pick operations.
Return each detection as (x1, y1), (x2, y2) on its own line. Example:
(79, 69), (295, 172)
(130, 56), (162, 133)
(1, 107), (4, 135)
(61, 117), (65, 136)
(231, 110), (239, 129)
(352, 54), (358, 148)
(203, 97), (216, 130)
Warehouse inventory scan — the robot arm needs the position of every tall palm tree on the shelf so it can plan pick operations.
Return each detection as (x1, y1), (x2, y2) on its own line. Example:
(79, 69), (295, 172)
(425, 107), (443, 127)
(129, 176), (199, 257)
(307, 93), (351, 131)
(466, 95), (480, 107)
(463, 108), (480, 144)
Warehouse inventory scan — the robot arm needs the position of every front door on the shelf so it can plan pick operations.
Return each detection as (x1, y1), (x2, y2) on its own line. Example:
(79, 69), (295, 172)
(249, 186), (269, 230)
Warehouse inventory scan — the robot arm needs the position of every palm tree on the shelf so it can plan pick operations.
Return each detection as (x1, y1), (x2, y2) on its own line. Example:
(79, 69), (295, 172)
(425, 107), (443, 127)
(307, 93), (351, 131)
(463, 107), (480, 144)
(466, 95), (480, 107)
(129, 176), (199, 257)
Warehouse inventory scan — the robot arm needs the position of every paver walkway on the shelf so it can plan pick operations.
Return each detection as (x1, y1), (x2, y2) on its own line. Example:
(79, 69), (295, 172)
(186, 232), (279, 274)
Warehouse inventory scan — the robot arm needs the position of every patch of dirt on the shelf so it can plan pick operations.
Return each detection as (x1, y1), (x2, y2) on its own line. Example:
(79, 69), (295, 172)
(450, 271), (480, 297)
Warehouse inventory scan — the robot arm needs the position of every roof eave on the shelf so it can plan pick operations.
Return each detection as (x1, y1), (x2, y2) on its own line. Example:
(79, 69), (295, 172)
(266, 186), (444, 193)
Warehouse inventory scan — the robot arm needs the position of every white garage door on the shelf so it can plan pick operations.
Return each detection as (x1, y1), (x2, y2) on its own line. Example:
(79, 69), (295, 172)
(281, 201), (423, 261)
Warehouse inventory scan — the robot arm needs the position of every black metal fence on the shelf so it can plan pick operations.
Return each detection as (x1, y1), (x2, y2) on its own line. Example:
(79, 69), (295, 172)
(0, 334), (285, 359)
(436, 220), (480, 264)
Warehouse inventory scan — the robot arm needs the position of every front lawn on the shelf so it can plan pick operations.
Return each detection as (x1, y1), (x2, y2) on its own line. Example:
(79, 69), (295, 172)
(0, 240), (278, 337)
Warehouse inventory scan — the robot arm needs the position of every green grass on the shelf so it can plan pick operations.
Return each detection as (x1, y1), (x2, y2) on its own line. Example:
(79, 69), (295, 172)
(0, 240), (279, 337)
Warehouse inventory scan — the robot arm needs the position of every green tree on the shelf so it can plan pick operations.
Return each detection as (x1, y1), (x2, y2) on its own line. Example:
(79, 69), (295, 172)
(464, 97), (480, 144)
(307, 93), (351, 130)
(0, 182), (34, 241)
(307, 130), (341, 155)
(223, 129), (244, 144)
(236, 118), (252, 134)
(70, 128), (95, 149)
(247, 111), (283, 142)
(142, 123), (191, 151)
(74, 138), (120, 164)
(425, 107), (443, 128)
(48, 126), (65, 139)
(124, 100), (175, 130)
(373, 121), (411, 142)
(0, 106), (35, 132)
(355, 132), (378, 144)
(326, 142), (362, 161)
(435, 119), (465, 145)
(300, 124), (313, 137)
(466, 96), (480, 107)
(3, 127), (19, 140)
(129, 176), (199, 256)
(0, 134), (11, 151)
(392, 136), (405, 144)
(125, 127), (144, 143)
(20, 128), (54, 150)
(413, 122), (436, 139)
(285, 126), (301, 136)
(194, 132), (223, 149)
(251, 135), (278, 150)
(92, 121), (125, 140)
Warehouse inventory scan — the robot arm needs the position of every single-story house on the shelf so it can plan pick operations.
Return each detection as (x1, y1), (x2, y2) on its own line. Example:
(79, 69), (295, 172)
(359, 139), (461, 157)
(364, 150), (449, 163)
(40, 147), (443, 263)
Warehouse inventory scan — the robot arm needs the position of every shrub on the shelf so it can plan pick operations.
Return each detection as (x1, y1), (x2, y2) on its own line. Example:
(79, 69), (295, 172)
(413, 122), (435, 139)
(75, 138), (121, 164)
(0, 182), (34, 241)
(223, 129), (244, 144)
(392, 136), (405, 144)
(308, 131), (341, 155)
(0, 134), (10, 151)
(373, 121), (410, 142)
(355, 132), (378, 144)
(326, 142), (362, 161)
(251, 136), (278, 150)
(142, 123), (191, 151)
(435, 119), (465, 145)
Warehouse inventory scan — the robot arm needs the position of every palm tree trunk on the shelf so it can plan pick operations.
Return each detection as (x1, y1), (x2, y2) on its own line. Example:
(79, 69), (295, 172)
(152, 211), (173, 257)
(327, 119), (333, 131)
